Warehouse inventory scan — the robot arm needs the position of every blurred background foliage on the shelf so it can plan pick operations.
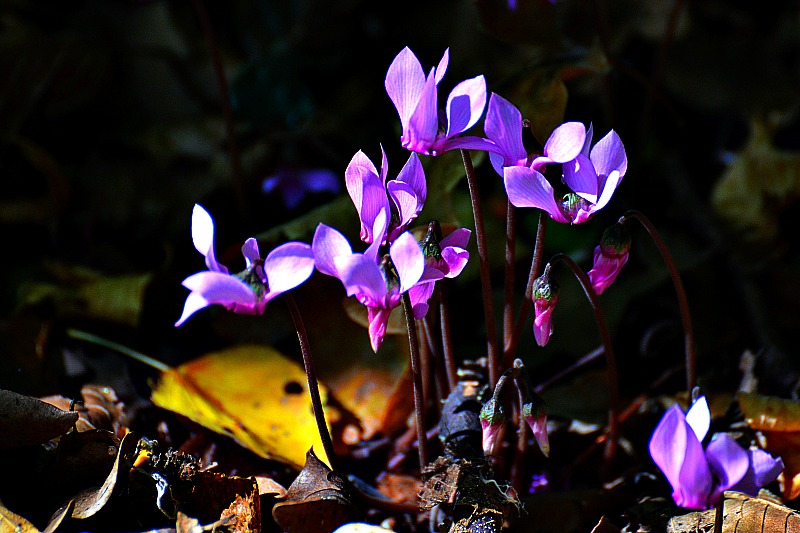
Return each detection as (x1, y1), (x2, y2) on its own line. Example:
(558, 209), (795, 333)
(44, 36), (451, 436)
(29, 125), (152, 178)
(2, 0), (800, 410)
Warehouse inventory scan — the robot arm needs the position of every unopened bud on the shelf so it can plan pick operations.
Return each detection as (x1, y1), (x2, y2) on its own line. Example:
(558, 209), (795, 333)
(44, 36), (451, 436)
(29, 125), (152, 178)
(532, 271), (559, 346)
(479, 398), (506, 457)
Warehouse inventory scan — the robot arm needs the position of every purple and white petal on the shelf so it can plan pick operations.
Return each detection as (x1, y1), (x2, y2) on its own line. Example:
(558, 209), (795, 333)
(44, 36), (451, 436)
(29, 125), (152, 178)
(182, 271), (257, 308)
(241, 238), (261, 267)
(730, 448), (784, 496)
(503, 166), (570, 223)
(312, 223), (353, 278)
(386, 47), (426, 132)
(395, 152), (426, 205)
(705, 434), (749, 503)
(441, 246), (470, 278)
(346, 150), (391, 243)
(263, 242), (315, 298)
(543, 122), (586, 163)
(441, 227), (472, 250)
(485, 93), (526, 173)
(175, 291), (211, 326)
(434, 49), (449, 86)
(408, 279), (436, 319)
(386, 181), (420, 232)
(445, 75), (487, 137)
(685, 396), (711, 443)
(335, 254), (387, 302)
(562, 154), (600, 203)
(365, 209), (388, 261)
(405, 71), (439, 149)
(442, 135), (500, 154)
(590, 130), (628, 180)
(191, 204), (227, 273)
(390, 231), (425, 293)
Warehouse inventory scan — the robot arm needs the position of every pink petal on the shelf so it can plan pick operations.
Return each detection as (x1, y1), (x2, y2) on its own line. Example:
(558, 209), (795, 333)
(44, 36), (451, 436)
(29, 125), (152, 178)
(263, 242), (315, 299)
(543, 122), (586, 163)
(441, 246), (469, 278)
(441, 228), (471, 250)
(395, 152), (426, 205)
(335, 254), (386, 302)
(385, 47), (426, 132)
(312, 223), (353, 278)
(445, 75), (487, 137)
(406, 71), (439, 148)
(390, 231), (424, 293)
(367, 306), (392, 352)
(175, 291), (211, 326)
(182, 271), (258, 309)
(408, 280), (436, 319)
(503, 166), (570, 223)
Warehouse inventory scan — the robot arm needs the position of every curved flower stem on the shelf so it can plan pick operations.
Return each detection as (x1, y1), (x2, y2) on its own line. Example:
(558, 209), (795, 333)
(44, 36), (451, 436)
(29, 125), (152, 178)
(549, 253), (619, 464)
(188, 0), (247, 221)
(439, 284), (458, 391)
(284, 294), (339, 472)
(621, 210), (696, 391)
(504, 202), (517, 357)
(401, 292), (429, 472)
(461, 149), (499, 388)
(505, 212), (548, 366)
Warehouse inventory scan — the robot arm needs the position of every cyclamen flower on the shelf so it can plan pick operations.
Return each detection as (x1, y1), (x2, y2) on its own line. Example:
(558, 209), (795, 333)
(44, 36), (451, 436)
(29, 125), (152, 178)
(407, 221), (471, 318)
(312, 210), (424, 352)
(522, 398), (550, 457)
(649, 395), (783, 510)
(488, 100), (627, 223)
(479, 398), (506, 457)
(385, 47), (495, 156)
(532, 271), (558, 347)
(345, 148), (426, 245)
(587, 223), (632, 295)
(175, 205), (314, 326)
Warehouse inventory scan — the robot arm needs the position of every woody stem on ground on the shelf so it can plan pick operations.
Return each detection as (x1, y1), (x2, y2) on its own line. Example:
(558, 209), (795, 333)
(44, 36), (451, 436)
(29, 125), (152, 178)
(401, 292), (429, 472)
(621, 210), (696, 391)
(505, 212), (548, 366)
(284, 294), (339, 472)
(549, 253), (620, 464)
(462, 149), (500, 388)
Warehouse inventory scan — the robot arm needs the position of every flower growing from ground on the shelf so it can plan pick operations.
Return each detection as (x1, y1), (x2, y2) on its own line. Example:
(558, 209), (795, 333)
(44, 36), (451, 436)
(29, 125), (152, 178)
(532, 270), (558, 346)
(345, 148), (426, 245)
(498, 117), (627, 224)
(407, 221), (471, 318)
(587, 223), (632, 295)
(385, 47), (495, 156)
(312, 210), (424, 352)
(649, 395), (783, 509)
(175, 204), (315, 326)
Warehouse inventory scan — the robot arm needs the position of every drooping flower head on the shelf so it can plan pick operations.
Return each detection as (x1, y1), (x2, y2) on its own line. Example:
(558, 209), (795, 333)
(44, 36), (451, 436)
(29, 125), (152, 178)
(587, 222), (632, 295)
(497, 115), (627, 224)
(649, 395), (783, 509)
(522, 396), (550, 457)
(479, 397), (506, 457)
(532, 268), (559, 347)
(176, 204), (315, 326)
(345, 148), (426, 245)
(312, 210), (424, 352)
(407, 221), (471, 318)
(385, 47), (495, 156)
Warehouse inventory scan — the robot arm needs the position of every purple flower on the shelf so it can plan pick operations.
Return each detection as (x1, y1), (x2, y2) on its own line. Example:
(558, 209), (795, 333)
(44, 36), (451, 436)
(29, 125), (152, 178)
(532, 272), (558, 347)
(175, 205), (315, 326)
(312, 210), (424, 352)
(345, 148), (426, 245)
(407, 222), (471, 318)
(522, 399), (550, 457)
(385, 47), (495, 156)
(502, 120), (628, 224)
(262, 167), (341, 210)
(649, 395), (783, 509)
(587, 223), (631, 295)
(485, 93), (529, 175)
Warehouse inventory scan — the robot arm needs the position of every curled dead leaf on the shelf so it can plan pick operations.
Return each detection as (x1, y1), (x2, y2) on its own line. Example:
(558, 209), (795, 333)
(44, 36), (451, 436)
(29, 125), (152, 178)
(0, 389), (79, 450)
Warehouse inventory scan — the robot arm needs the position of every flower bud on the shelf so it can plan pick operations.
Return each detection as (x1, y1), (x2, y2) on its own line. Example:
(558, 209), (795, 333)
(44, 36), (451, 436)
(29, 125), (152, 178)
(587, 223), (631, 295)
(532, 270), (559, 347)
(479, 398), (506, 457)
(522, 397), (550, 457)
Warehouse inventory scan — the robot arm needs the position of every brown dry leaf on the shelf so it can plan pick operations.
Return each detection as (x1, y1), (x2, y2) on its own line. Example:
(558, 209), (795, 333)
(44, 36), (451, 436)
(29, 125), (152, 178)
(149, 345), (330, 469)
(0, 389), (79, 450)
(256, 477), (287, 498)
(0, 502), (40, 533)
(175, 512), (232, 533)
(41, 385), (127, 435)
(666, 491), (800, 533)
(738, 392), (800, 500)
(272, 449), (358, 533)
(172, 472), (258, 529)
(68, 431), (140, 519)
(711, 117), (800, 243)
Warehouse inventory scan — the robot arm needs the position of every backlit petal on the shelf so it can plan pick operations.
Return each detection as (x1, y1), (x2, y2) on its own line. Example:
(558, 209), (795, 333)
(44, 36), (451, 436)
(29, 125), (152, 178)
(386, 47), (426, 132)
(263, 242), (315, 298)
(390, 231), (424, 293)
(543, 122), (586, 163)
(312, 224), (353, 278)
(191, 204), (227, 273)
(446, 75), (487, 137)
(504, 166), (569, 223)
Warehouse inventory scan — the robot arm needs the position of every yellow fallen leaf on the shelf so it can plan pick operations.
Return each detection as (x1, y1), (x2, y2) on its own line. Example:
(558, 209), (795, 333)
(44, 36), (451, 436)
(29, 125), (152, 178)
(150, 344), (330, 469)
